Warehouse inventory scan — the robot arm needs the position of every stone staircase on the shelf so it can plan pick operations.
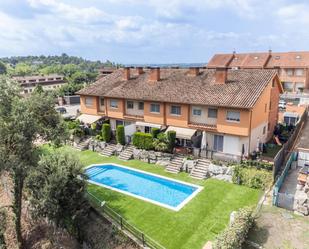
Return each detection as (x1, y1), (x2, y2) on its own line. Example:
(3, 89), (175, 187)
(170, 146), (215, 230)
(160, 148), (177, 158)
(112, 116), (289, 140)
(165, 154), (185, 174)
(118, 145), (134, 161)
(101, 144), (117, 157)
(190, 159), (211, 179)
(75, 138), (90, 151)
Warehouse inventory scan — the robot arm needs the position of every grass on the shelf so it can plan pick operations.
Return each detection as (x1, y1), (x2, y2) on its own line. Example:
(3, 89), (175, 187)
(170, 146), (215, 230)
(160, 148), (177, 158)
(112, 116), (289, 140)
(45, 145), (262, 249)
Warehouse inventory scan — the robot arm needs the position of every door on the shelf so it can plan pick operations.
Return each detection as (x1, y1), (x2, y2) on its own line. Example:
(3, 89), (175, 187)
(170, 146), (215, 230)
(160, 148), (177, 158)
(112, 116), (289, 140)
(214, 135), (224, 152)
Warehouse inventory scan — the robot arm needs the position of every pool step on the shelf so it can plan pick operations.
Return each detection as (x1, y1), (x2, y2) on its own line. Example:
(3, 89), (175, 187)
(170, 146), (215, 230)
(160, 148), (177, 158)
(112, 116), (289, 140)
(165, 155), (185, 174)
(101, 144), (117, 157)
(118, 145), (134, 161)
(190, 159), (211, 179)
(86, 167), (106, 178)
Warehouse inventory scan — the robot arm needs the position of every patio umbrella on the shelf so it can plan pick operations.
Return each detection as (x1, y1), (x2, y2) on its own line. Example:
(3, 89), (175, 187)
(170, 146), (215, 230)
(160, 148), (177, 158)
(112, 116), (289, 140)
(201, 131), (207, 150)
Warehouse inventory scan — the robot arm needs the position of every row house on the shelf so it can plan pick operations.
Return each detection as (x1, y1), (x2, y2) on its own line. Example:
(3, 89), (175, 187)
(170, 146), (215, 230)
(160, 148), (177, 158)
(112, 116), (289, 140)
(207, 51), (309, 93)
(13, 74), (66, 94)
(77, 67), (283, 161)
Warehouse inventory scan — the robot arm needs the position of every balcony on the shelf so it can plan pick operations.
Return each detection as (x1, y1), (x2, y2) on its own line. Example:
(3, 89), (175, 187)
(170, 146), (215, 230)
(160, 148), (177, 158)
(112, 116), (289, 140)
(123, 113), (144, 121)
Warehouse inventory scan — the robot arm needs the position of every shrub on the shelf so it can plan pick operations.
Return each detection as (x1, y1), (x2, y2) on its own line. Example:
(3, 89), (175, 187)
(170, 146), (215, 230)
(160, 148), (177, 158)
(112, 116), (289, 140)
(73, 126), (84, 137)
(167, 130), (176, 152)
(151, 127), (160, 138)
(95, 134), (103, 141)
(242, 160), (273, 171)
(116, 125), (125, 145)
(102, 123), (111, 142)
(213, 207), (254, 249)
(67, 120), (80, 130)
(153, 133), (169, 152)
(132, 132), (154, 150)
(232, 165), (272, 190)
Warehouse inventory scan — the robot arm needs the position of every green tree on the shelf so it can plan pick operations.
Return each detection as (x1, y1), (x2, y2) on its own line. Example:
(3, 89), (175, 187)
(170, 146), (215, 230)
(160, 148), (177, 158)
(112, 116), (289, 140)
(167, 130), (176, 152)
(27, 151), (89, 240)
(13, 63), (33, 76)
(102, 123), (111, 142)
(0, 76), (66, 248)
(153, 133), (169, 152)
(0, 61), (7, 75)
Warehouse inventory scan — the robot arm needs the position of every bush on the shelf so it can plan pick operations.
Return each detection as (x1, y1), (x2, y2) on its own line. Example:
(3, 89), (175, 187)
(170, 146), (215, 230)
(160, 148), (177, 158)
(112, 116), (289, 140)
(116, 125), (125, 145)
(67, 120), (80, 130)
(151, 127), (160, 138)
(232, 165), (272, 190)
(73, 126), (84, 137)
(102, 123), (111, 142)
(167, 130), (176, 152)
(242, 160), (273, 171)
(213, 207), (254, 249)
(132, 132), (154, 150)
(152, 133), (169, 152)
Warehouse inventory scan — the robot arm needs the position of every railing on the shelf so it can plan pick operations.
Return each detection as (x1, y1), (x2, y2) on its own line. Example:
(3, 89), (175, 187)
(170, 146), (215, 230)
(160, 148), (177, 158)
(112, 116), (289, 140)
(273, 152), (297, 206)
(86, 191), (166, 249)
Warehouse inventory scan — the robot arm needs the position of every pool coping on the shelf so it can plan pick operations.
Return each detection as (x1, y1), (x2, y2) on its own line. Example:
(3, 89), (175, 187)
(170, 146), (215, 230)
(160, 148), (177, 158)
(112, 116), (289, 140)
(85, 163), (204, 212)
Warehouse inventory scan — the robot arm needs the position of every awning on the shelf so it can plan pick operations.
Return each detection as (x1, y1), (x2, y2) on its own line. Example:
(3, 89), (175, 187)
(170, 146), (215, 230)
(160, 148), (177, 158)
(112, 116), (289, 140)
(165, 126), (196, 140)
(77, 114), (102, 124)
(135, 121), (162, 129)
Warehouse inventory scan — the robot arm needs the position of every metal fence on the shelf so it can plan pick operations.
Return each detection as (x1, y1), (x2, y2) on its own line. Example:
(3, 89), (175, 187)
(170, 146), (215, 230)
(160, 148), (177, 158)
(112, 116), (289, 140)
(273, 108), (308, 180)
(86, 191), (166, 249)
(272, 152), (297, 207)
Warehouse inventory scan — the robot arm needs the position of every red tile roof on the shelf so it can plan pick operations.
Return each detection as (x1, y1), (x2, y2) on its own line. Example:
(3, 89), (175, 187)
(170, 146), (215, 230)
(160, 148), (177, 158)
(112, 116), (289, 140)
(77, 68), (277, 109)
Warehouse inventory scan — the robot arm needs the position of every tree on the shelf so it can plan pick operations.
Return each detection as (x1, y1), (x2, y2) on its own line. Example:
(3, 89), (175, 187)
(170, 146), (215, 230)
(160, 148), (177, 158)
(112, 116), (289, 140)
(27, 151), (89, 240)
(0, 210), (7, 249)
(0, 61), (7, 75)
(116, 125), (125, 145)
(12, 63), (33, 76)
(0, 76), (66, 248)
(153, 133), (169, 152)
(102, 124), (111, 142)
(167, 130), (176, 152)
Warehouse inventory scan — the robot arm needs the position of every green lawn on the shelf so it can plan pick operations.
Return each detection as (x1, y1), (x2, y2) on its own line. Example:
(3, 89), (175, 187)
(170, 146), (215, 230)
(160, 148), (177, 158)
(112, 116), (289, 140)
(48, 146), (261, 249)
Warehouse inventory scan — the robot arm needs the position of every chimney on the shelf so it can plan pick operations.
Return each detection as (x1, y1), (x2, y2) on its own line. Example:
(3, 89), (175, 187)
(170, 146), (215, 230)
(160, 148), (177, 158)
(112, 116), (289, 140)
(149, 67), (160, 82)
(123, 67), (130, 80)
(215, 67), (228, 84)
(188, 67), (200, 76)
(136, 67), (144, 75)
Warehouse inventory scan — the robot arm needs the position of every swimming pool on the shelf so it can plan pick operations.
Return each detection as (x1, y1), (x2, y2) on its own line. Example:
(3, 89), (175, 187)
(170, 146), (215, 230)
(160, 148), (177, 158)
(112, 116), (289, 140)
(85, 164), (203, 211)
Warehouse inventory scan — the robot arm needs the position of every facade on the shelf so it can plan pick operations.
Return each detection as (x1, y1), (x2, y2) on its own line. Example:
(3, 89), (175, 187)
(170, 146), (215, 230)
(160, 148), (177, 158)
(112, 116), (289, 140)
(13, 74), (66, 94)
(77, 67), (282, 161)
(207, 51), (309, 93)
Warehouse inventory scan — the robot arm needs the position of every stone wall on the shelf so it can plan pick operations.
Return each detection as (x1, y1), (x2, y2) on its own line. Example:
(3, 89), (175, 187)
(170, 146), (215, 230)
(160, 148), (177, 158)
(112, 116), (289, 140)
(294, 177), (309, 216)
(133, 148), (173, 166)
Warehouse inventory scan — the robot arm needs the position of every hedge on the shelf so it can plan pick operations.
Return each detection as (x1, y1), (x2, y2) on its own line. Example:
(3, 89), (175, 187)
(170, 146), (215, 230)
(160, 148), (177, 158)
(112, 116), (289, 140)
(132, 132), (154, 150)
(232, 165), (272, 190)
(116, 125), (125, 145)
(102, 123), (111, 142)
(213, 207), (254, 249)
(151, 127), (160, 139)
(167, 130), (176, 152)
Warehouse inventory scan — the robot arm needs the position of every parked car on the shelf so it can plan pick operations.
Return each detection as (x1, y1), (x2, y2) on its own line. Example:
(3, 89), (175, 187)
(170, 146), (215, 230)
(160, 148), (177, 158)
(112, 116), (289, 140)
(55, 106), (67, 114)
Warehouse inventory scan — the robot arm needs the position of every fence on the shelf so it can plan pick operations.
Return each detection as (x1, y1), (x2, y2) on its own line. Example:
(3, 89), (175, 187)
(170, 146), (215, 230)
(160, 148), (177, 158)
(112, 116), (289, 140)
(273, 108), (308, 180)
(86, 191), (166, 249)
(272, 152), (297, 207)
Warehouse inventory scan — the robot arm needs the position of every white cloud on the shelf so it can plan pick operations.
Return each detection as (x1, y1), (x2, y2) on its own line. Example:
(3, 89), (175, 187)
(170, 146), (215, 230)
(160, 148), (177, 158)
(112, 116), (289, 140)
(277, 3), (309, 25)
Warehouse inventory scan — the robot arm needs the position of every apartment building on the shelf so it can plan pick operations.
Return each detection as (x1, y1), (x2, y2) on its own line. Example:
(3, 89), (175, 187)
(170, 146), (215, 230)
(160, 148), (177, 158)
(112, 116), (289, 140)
(13, 74), (66, 94)
(77, 67), (282, 161)
(207, 51), (309, 93)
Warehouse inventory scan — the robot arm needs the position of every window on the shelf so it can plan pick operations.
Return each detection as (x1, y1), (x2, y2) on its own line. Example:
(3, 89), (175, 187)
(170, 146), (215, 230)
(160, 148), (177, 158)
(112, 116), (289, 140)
(208, 108), (218, 118)
(295, 69), (304, 76)
(192, 108), (202, 116)
(100, 97), (104, 106)
(116, 120), (124, 127)
(226, 111), (240, 122)
(214, 135), (224, 152)
(85, 97), (93, 107)
(263, 126), (266, 135)
(110, 99), (118, 108)
(171, 105), (181, 115)
(150, 103), (160, 113)
(138, 102), (144, 110)
(286, 69), (293, 76)
(127, 100), (134, 109)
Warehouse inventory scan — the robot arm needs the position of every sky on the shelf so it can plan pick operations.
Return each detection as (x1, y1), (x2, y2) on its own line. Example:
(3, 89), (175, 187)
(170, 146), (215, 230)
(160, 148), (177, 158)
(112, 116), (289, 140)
(0, 0), (309, 64)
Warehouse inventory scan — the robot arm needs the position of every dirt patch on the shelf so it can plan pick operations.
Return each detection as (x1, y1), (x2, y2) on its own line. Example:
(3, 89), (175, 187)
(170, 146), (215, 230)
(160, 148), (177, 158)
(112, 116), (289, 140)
(246, 205), (309, 249)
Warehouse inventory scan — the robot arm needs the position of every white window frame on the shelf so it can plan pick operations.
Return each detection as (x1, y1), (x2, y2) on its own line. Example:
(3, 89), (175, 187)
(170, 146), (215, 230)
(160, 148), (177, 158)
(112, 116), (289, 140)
(192, 108), (202, 116)
(214, 135), (224, 152)
(85, 97), (93, 107)
(208, 108), (218, 118)
(286, 69), (293, 76)
(295, 69), (304, 76)
(150, 103), (160, 113)
(226, 110), (240, 122)
(138, 102), (144, 110)
(110, 99), (118, 109)
(170, 105), (181, 116)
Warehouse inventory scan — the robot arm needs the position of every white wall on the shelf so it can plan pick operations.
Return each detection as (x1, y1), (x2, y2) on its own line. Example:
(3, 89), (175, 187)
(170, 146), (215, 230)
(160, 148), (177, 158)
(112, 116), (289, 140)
(249, 122), (268, 153)
(190, 105), (217, 125)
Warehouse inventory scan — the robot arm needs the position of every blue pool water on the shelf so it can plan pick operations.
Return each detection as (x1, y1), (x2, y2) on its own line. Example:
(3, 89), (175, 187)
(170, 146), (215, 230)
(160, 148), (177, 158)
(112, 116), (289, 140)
(85, 164), (201, 210)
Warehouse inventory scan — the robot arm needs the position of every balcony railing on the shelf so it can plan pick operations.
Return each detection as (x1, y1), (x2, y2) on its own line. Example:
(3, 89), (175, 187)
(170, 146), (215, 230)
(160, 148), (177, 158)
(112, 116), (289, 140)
(188, 122), (217, 130)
